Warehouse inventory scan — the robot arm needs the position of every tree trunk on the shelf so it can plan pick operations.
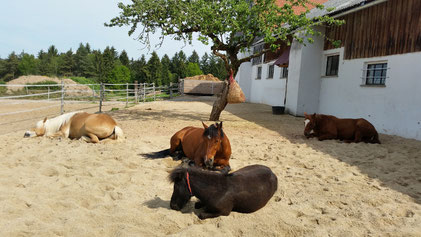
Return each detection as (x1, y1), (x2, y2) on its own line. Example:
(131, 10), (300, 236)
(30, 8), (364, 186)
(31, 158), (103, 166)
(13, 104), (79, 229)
(209, 80), (229, 121)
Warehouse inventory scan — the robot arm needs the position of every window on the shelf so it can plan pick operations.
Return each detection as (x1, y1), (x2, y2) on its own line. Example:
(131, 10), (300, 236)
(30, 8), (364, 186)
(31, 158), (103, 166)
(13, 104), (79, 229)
(280, 67), (288, 78)
(256, 66), (262, 79)
(252, 44), (264, 65)
(325, 55), (339, 76)
(267, 65), (274, 79)
(365, 62), (387, 85)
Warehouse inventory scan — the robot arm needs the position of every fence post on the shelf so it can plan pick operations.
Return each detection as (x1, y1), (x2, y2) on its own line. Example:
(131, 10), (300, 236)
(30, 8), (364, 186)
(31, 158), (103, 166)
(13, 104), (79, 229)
(25, 86), (28, 95)
(134, 81), (138, 104)
(153, 83), (156, 101)
(169, 82), (173, 99)
(48, 86), (50, 101)
(60, 80), (64, 114)
(124, 83), (128, 106)
(99, 83), (104, 113)
(143, 83), (146, 103)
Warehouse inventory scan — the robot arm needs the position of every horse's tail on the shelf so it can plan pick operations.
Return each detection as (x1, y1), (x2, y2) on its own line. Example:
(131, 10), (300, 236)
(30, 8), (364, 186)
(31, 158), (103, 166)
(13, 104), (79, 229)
(142, 149), (171, 159)
(114, 126), (125, 140)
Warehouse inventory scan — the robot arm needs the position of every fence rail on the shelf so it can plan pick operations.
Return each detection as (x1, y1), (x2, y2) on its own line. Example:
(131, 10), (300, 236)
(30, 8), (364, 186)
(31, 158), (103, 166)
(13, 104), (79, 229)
(0, 81), (181, 117)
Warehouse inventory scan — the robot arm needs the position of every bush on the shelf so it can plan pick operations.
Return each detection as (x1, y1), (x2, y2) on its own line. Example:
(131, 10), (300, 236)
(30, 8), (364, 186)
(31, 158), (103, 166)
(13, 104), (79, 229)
(27, 81), (60, 91)
(70, 76), (97, 84)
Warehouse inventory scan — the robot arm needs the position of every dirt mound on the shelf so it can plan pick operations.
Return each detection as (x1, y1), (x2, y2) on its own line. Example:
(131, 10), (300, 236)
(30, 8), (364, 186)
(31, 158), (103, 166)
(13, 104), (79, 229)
(6, 76), (95, 96)
(184, 74), (221, 82)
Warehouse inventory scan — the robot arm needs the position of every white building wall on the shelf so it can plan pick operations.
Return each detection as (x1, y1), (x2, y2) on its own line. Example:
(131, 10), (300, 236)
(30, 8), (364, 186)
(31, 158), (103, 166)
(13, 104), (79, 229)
(286, 28), (325, 116)
(318, 50), (421, 140)
(236, 51), (287, 106)
(249, 63), (286, 106)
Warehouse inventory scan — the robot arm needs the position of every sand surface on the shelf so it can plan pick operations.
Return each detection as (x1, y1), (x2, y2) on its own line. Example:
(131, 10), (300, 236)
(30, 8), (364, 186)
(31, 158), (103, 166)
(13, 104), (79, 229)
(0, 98), (421, 236)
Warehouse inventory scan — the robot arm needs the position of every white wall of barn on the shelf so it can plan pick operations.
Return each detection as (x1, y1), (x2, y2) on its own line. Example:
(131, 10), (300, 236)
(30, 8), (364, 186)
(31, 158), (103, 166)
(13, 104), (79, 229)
(318, 50), (421, 140)
(236, 53), (287, 106)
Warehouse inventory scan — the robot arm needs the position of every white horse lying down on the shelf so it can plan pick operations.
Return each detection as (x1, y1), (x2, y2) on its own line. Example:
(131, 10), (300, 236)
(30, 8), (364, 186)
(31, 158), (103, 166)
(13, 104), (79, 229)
(24, 111), (124, 143)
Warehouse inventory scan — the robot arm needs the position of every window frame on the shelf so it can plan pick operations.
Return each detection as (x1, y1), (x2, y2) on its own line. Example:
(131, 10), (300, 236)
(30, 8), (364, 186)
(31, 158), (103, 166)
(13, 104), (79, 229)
(325, 54), (339, 76)
(256, 66), (262, 80)
(252, 44), (264, 66)
(363, 62), (388, 86)
(267, 64), (274, 79)
(280, 67), (288, 79)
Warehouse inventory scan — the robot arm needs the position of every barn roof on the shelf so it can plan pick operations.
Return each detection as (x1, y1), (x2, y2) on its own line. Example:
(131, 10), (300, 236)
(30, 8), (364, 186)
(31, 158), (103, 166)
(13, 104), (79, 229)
(306, 0), (382, 18)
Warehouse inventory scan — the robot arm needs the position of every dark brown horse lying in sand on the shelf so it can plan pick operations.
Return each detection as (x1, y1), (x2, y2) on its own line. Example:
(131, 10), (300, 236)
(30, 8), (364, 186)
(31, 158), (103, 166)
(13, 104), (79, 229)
(144, 122), (231, 172)
(304, 112), (380, 143)
(169, 164), (278, 219)
(24, 111), (124, 143)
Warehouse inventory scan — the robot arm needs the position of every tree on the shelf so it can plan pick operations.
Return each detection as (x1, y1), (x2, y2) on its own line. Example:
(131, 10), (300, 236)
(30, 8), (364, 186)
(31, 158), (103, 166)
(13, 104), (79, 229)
(188, 50), (200, 64)
(161, 54), (174, 85)
(119, 50), (130, 67)
(185, 62), (203, 77)
(6, 52), (20, 80)
(18, 53), (39, 76)
(170, 51), (187, 80)
(74, 43), (90, 77)
(200, 53), (210, 74)
(108, 64), (131, 86)
(59, 49), (75, 77)
(146, 51), (162, 85)
(107, 0), (342, 120)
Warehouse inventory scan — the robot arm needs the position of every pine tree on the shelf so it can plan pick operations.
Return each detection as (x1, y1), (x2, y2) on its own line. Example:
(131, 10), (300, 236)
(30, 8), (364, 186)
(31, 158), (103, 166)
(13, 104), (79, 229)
(18, 53), (39, 76)
(146, 51), (162, 85)
(160, 54), (173, 85)
(119, 50), (130, 67)
(188, 50), (200, 64)
(6, 52), (20, 80)
(59, 49), (74, 77)
(74, 43), (90, 77)
(200, 53), (210, 74)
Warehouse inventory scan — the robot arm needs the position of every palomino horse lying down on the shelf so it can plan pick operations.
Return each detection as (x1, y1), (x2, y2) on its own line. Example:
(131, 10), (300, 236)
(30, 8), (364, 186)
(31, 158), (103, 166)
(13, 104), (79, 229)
(24, 111), (124, 143)
(304, 112), (380, 143)
(169, 164), (278, 219)
(144, 122), (231, 172)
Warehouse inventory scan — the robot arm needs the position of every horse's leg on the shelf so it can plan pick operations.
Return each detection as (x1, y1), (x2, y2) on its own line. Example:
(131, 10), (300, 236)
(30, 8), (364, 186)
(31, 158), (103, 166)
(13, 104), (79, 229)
(318, 133), (336, 141)
(198, 203), (232, 219)
(85, 133), (100, 143)
(195, 201), (205, 209)
(353, 130), (362, 143)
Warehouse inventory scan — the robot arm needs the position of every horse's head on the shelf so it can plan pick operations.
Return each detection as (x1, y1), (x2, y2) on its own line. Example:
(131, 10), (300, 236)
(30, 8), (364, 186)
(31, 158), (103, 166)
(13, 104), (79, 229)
(24, 117), (47, 138)
(169, 167), (192, 210)
(202, 121), (224, 168)
(303, 112), (316, 138)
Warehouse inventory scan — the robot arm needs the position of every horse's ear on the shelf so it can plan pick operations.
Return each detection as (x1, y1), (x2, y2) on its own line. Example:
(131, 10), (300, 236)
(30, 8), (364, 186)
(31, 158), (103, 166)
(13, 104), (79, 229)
(219, 121), (223, 130)
(202, 121), (208, 129)
(304, 112), (307, 116)
(43, 117), (47, 123)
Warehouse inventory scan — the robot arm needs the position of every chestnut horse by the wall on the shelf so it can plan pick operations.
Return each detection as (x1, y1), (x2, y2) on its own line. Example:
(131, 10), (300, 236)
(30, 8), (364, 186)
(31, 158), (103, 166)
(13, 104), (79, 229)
(304, 113), (380, 143)
(24, 111), (124, 143)
(144, 122), (231, 172)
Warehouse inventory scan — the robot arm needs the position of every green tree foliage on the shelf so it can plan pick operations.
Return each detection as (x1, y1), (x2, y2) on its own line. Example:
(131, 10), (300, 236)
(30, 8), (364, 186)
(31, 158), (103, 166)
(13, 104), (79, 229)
(108, 64), (131, 86)
(146, 51), (162, 85)
(107, 0), (342, 76)
(185, 62), (203, 77)
(59, 49), (75, 77)
(170, 51), (187, 80)
(74, 43), (91, 77)
(188, 50), (200, 64)
(160, 54), (174, 85)
(18, 53), (39, 76)
(119, 50), (130, 67)
(5, 52), (20, 80)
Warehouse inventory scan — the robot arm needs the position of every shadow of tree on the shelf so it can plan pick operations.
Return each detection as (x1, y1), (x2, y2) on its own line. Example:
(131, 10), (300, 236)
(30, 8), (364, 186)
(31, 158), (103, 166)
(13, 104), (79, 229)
(223, 102), (421, 204)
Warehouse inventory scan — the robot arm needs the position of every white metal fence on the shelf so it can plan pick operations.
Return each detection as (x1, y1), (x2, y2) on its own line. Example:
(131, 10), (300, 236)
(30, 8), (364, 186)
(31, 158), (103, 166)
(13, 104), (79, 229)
(0, 82), (181, 117)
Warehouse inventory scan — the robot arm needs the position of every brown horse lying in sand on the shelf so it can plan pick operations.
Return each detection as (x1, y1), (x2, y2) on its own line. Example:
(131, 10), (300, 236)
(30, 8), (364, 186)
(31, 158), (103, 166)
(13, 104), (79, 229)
(144, 122), (231, 172)
(169, 164), (278, 219)
(304, 112), (380, 143)
(24, 111), (124, 143)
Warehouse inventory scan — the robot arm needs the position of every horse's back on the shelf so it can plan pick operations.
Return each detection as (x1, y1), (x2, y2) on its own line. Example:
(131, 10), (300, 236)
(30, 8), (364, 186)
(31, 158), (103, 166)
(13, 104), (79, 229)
(230, 165), (278, 213)
(69, 112), (117, 139)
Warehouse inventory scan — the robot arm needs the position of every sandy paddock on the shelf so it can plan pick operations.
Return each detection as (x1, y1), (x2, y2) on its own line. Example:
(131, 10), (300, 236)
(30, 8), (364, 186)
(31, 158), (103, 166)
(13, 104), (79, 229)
(0, 98), (420, 236)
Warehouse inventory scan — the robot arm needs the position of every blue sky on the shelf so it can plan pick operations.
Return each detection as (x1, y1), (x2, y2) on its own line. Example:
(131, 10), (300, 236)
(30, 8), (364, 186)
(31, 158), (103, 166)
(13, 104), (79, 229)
(0, 0), (211, 59)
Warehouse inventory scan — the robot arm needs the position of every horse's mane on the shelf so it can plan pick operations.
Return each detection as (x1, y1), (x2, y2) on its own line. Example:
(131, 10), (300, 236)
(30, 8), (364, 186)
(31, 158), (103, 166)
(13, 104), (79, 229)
(204, 124), (224, 139)
(41, 111), (82, 136)
(168, 166), (227, 184)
